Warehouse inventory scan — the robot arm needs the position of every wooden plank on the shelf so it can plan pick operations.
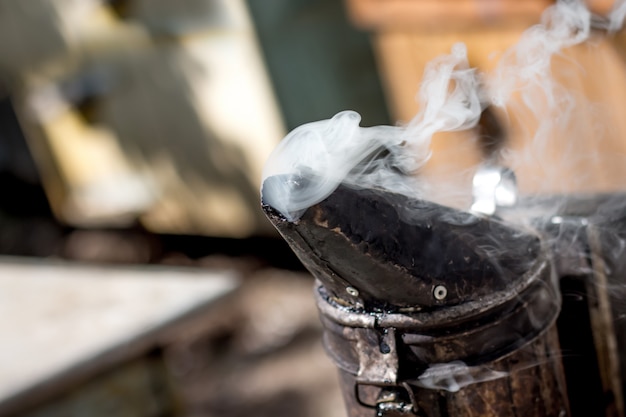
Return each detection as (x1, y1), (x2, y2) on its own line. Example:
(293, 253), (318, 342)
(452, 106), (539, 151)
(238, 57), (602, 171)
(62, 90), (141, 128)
(346, 0), (622, 30)
(0, 256), (238, 416)
(345, 0), (552, 31)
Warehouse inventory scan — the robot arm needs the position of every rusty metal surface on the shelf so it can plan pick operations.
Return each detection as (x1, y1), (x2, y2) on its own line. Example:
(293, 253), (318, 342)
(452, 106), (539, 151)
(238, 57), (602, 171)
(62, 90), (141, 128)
(333, 326), (569, 417)
(316, 277), (567, 416)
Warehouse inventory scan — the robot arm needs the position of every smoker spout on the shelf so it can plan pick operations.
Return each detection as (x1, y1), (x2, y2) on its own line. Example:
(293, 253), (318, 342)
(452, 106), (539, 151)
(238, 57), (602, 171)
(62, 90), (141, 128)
(261, 175), (543, 311)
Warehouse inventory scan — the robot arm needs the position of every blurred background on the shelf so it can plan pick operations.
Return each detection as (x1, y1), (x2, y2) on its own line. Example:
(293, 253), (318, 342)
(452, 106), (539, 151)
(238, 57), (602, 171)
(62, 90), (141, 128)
(0, 1), (386, 416)
(0, 0), (625, 416)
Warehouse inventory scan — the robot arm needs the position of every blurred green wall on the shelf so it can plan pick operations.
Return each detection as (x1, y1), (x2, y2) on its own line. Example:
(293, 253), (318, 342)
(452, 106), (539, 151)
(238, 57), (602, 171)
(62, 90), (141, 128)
(246, 0), (390, 129)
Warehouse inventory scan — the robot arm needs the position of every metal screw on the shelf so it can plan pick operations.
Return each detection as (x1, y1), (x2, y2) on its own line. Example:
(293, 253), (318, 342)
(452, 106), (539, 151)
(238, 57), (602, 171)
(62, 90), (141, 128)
(433, 285), (447, 301)
(346, 286), (360, 297)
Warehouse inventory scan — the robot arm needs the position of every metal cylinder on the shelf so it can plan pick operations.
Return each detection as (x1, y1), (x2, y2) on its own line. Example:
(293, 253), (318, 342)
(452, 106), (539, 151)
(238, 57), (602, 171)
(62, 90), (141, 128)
(316, 273), (569, 417)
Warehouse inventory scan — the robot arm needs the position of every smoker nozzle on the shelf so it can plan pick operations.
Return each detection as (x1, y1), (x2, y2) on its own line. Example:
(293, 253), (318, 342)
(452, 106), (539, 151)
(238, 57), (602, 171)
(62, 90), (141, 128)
(262, 174), (545, 311)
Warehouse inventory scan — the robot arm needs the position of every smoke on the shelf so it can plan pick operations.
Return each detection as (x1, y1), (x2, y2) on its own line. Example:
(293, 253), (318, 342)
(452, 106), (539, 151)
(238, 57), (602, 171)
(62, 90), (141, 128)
(412, 361), (508, 393)
(488, 2), (591, 114)
(486, 0), (626, 198)
(261, 43), (484, 221)
(262, 0), (626, 222)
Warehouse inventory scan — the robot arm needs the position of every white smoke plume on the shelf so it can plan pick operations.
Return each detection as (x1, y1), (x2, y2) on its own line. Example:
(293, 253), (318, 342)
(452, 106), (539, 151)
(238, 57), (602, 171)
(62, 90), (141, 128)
(413, 361), (508, 393)
(487, 0), (626, 199)
(262, 43), (483, 221)
(261, 0), (626, 222)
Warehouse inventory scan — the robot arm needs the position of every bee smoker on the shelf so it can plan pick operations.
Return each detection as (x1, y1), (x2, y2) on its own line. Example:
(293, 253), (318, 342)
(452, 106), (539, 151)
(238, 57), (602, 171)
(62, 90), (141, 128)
(261, 176), (572, 417)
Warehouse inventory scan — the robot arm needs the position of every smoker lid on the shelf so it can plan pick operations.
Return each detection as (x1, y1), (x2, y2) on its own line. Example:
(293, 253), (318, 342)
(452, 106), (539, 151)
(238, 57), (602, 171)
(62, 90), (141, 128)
(262, 175), (544, 311)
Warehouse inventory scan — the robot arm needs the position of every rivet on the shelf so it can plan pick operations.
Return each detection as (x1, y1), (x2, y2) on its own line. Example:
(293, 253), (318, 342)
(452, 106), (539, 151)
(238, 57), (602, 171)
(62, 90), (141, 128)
(346, 286), (359, 297)
(433, 285), (448, 301)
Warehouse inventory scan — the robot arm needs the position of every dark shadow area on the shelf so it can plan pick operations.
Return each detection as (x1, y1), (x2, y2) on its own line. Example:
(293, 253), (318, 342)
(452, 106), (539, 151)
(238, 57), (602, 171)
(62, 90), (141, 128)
(557, 276), (606, 417)
(0, 94), (66, 257)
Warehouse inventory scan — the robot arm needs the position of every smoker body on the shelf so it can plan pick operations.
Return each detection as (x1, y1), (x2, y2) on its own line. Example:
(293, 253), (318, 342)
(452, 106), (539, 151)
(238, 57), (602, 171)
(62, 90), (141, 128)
(316, 281), (568, 417)
(262, 178), (575, 417)
(534, 195), (626, 417)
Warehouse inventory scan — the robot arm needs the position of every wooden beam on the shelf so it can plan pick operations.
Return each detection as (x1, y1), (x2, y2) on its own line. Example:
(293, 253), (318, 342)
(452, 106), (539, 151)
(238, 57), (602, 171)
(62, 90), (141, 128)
(344, 0), (553, 31)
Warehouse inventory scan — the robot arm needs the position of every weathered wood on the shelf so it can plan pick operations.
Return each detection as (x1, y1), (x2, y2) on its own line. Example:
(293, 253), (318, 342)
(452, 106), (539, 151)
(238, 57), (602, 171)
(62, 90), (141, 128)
(0, 257), (238, 416)
(344, 0), (551, 31)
